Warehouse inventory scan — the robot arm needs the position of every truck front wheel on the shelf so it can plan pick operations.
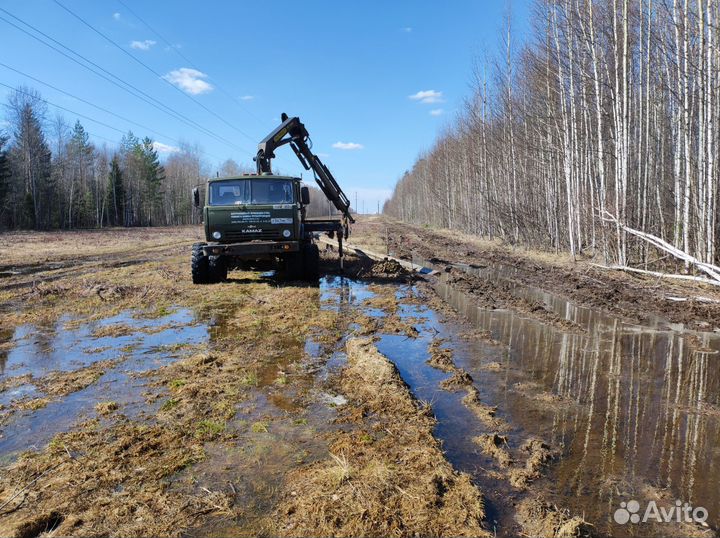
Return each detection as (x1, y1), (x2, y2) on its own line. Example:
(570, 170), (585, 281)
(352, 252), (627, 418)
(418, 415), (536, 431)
(208, 255), (228, 283)
(191, 243), (210, 284)
(283, 251), (303, 280)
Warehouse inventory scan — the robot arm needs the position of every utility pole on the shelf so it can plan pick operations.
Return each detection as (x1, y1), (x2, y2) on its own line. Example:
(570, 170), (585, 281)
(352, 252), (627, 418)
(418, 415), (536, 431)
(355, 191), (358, 215)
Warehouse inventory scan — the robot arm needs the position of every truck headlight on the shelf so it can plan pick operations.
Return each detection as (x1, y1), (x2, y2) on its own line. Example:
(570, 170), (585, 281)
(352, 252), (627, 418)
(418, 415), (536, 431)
(282, 229), (291, 238)
(212, 231), (222, 240)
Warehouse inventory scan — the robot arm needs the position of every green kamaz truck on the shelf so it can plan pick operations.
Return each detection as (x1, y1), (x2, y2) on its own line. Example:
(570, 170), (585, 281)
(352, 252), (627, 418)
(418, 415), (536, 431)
(191, 114), (354, 284)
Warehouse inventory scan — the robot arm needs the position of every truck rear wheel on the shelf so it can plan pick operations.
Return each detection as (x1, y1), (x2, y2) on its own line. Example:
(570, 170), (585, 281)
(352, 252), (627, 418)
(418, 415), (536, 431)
(191, 243), (210, 284)
(208, 255), (227, 283)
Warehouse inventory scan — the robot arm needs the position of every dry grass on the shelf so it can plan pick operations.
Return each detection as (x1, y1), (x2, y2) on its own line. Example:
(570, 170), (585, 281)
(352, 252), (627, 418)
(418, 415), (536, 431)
(0, 229), (350, 537)
(94, 401), (118, 415)
(274, 338), (490, 537)
(515, 497), (594, 538)
(508, 438), (556, 489)
(426, 339), (455, 371)
(38, 359), (119, 397)
(0, 226), (203, 268)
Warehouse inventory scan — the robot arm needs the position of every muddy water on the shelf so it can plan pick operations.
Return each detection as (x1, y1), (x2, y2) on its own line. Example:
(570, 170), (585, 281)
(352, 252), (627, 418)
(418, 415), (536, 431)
(176, 276), (376, 536)
(2, 267), (717, 536)
(426, 262), (720, 536)
(0, 308), (208, 461)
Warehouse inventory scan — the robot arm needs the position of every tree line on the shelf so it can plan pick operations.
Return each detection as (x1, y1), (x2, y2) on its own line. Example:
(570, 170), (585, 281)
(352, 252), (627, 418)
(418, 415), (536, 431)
(385, 0), (720, 269)
(0, 86), (337, 230)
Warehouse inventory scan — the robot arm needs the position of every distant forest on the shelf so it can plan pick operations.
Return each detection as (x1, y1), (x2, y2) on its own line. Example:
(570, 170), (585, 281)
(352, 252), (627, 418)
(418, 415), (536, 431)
(0, 86), (336, 230)
(385, 0), (720, 269)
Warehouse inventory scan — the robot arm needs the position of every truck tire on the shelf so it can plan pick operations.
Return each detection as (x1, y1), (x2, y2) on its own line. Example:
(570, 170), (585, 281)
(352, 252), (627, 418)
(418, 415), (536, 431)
(208, 255), (227, 283)
(191, 243), (210, 284)
(283, 251), (303, 281)
(302, 243), (320, 281)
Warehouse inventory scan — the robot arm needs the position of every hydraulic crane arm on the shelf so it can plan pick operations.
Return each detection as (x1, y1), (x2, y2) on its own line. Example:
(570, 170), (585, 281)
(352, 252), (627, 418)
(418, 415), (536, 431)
(256, 113), (355, 224)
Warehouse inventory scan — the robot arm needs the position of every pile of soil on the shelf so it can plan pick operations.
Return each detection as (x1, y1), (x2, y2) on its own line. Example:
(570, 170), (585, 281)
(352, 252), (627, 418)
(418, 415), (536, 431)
(355, 257), (410, 280)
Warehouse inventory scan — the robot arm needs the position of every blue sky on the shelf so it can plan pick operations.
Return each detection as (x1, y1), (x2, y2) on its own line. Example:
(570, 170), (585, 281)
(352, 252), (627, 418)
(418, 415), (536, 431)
(0, 1), (531, 213)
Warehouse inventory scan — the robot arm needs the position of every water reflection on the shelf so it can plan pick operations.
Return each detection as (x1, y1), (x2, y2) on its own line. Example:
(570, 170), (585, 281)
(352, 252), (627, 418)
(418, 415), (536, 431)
(434, 270), (720, 535)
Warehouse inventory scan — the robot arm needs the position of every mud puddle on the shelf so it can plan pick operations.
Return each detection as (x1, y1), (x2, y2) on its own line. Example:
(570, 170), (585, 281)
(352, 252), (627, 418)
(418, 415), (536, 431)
(0, 308), (208, 461)
(175, 276), (378, 536)
(421, 259), (720, 536)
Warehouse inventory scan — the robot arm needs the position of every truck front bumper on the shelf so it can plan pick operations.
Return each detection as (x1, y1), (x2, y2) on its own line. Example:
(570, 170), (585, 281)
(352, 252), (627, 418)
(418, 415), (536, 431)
(202, 240), (300, 257)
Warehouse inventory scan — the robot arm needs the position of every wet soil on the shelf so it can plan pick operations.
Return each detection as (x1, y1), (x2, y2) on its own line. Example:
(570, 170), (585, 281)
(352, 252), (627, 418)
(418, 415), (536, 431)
(0, 222), (718, 537)
(353, 217), (720, 331)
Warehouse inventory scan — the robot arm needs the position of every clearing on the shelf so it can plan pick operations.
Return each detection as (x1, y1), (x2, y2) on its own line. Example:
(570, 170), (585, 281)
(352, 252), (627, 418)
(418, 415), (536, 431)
(0, 218), (717, 537)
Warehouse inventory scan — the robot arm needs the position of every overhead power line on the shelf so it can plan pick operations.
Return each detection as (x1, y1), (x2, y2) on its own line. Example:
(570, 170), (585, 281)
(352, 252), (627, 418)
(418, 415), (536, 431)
(115, 0), (267, 128)
(0, 62), (177, 145)
(53, 0), (258, 146)
(0, 7), (251, 155)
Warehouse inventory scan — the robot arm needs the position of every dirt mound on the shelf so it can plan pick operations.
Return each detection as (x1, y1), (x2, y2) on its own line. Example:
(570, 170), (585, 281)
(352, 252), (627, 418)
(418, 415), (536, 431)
(426, 339), (455, 371)
(516, 497), (594, 537)
(509, 438), (556, 489)
(474, 433), (512, 467)
(380, 219), (720, 331)
(440, 369), (474, 390)
(274, 338), (490, 537)
(355, 257), (411, 280)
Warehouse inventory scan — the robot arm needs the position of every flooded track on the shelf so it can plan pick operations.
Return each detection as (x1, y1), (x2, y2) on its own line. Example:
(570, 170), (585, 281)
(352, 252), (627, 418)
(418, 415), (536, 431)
(0, 237), (718, 536)
(427, 259), (720, 536)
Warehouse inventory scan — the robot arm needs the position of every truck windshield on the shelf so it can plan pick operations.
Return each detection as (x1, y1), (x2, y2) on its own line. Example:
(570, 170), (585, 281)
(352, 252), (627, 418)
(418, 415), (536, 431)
(209, 179), (294, 205)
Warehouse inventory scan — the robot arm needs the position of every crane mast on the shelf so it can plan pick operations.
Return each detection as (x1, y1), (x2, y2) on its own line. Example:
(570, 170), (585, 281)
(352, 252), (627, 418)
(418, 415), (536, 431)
(255, 113), (355, 226)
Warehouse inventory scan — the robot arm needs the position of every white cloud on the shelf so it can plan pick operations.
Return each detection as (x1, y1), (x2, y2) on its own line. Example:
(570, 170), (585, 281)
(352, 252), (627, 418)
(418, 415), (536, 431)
(130, 39), (157, 51)
(332, 141), (364, 150)
(240, 95), (254, 101)
(409, 89), (444, 104)
(162, 68), (214, 95)
(429, 108), (444, 116)
(402, 27), (412, 33)
(152, 141), (180, 155)
(112, 12), (121, 20)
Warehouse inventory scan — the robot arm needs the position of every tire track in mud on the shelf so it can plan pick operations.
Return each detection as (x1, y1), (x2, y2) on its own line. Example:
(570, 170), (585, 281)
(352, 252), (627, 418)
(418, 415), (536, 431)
(0, 240), (196, 293)
(424, 333), (592, 537)
(376, 218), (720, 331)
(275, 337), (489, 538)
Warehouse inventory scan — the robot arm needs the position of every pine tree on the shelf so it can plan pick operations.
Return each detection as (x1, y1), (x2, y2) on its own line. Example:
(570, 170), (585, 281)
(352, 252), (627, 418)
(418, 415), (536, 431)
(67, 120), (94, 227)
(9, 102), (51, 229)
(120, 131), (141, 226)
(0, 136), (10, 224)
(139, 137), (164, 226)
(107, 155), (124, 226)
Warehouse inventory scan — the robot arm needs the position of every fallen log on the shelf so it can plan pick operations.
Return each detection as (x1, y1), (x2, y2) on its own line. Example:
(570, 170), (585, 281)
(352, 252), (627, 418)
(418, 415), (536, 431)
(601, 211), (720, 285)
(590, 263), (720, 288)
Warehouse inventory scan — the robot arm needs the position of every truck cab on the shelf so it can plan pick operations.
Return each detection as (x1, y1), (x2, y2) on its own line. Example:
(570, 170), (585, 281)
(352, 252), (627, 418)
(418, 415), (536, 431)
(202, 175), (306, 246)
(191, 174), (315, 283)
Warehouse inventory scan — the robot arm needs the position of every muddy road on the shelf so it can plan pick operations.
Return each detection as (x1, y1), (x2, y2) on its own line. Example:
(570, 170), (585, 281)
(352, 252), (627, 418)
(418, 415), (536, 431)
(0, 221), (718, 537)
